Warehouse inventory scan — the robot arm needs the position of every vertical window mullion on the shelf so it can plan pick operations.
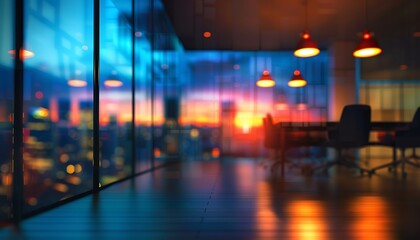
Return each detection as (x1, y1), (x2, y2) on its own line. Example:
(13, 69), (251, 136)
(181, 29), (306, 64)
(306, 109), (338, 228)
(93, 0), (100, 192)
(131, 0), (136, 176)
(12, 0), (24, 223)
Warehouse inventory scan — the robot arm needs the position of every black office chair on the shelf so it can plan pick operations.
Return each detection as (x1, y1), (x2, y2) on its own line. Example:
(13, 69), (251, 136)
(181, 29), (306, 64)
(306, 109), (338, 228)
(262, 114), (283, 171)
(312, 104), (371, 174)
(369, 107), (420, 177)
(263, 114), (281, 152)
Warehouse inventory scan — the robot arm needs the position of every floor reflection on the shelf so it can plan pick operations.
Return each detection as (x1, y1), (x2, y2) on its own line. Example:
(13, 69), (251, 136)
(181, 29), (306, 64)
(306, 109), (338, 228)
(349, 195), (392, 240)
(286, 200), (329, 240)
(256, 181), (279, 233)
(2, 159), (420, 239)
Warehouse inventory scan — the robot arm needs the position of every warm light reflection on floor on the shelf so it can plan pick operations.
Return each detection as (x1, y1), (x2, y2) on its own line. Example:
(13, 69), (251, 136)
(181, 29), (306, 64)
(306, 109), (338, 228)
(256, 182), (279, 234)
(233, 162), (255, 194)
(287, 200), (329, 240)
(349, 196), (392, 240)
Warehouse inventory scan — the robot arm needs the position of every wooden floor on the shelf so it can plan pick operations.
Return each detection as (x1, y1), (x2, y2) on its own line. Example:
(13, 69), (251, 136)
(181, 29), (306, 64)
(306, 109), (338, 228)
(1, 157), (420, 239)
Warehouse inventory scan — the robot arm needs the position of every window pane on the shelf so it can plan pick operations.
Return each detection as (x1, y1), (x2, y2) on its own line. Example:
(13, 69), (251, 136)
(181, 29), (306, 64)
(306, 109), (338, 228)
(183, 51), (329, 158)
(0, 0), (14, 220)
(23, 0), (94, 213)
(151, 1), (185, 163)
(135, 1), (152, 172)
(360, 81), (420, 159)
(100, 0), (133, 185)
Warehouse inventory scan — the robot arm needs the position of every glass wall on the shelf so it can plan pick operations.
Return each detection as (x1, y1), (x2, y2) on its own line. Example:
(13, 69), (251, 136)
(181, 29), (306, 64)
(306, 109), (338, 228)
(1, 0), (332, 221)
(178, 51), (329, 158)
(99, 0), (133, 185)
(0, 0), (176, 220)
(134, 0), (152, 172)
(137, 50), (329, 161)
(360, 82), (420, 121)
(22, 0), (94, 213)
(360, 80), (420, 159)
(151, 1), (185, 164)
(0, 0), (14, 220)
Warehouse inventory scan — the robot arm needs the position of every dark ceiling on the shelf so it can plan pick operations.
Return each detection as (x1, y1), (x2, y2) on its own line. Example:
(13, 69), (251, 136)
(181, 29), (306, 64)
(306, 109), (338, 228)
(162, 0), (420, 79)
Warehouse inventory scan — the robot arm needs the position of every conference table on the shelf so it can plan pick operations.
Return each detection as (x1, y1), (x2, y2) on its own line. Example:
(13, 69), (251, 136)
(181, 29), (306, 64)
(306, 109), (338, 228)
(271, 121), (411, 173)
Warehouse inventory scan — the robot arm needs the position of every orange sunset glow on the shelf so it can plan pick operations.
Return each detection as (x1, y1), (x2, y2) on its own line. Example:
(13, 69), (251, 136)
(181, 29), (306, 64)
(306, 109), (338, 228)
(60, 94), (327, 128)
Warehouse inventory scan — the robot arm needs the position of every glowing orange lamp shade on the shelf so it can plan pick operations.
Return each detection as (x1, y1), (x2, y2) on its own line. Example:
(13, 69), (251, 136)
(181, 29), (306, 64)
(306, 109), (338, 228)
(256, 70), (275, 88)
(288, 70), (307, 88)
(104, 79), (123, 87)
(294, 32), (320, 58)
(68, 79), (87, 87)
(353, 30), (382, 58)
(8, 49), (35, 59)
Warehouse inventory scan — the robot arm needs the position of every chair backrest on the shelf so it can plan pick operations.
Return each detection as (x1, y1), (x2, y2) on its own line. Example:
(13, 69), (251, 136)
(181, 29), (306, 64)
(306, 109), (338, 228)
(263, 117), (270, 148)
(410, 107), (420, 130)
(263, 114), (281, 149)
(337, 104), (371, 147)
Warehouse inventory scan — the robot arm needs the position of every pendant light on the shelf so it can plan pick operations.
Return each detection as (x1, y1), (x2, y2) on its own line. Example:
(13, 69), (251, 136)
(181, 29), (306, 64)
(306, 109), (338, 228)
(353, 31), (381, 57)
(104, 79), (123, 87)
(68, 79), (87, 87)
(256, 70), (275, 88)
(104, 71), (123, 88)
(353, 0), (382, 58)
(68, 70), (87, 87)
(288, 70), (307, 88)
(294, 0), (320, 58)
(256, 24), (275, 88)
